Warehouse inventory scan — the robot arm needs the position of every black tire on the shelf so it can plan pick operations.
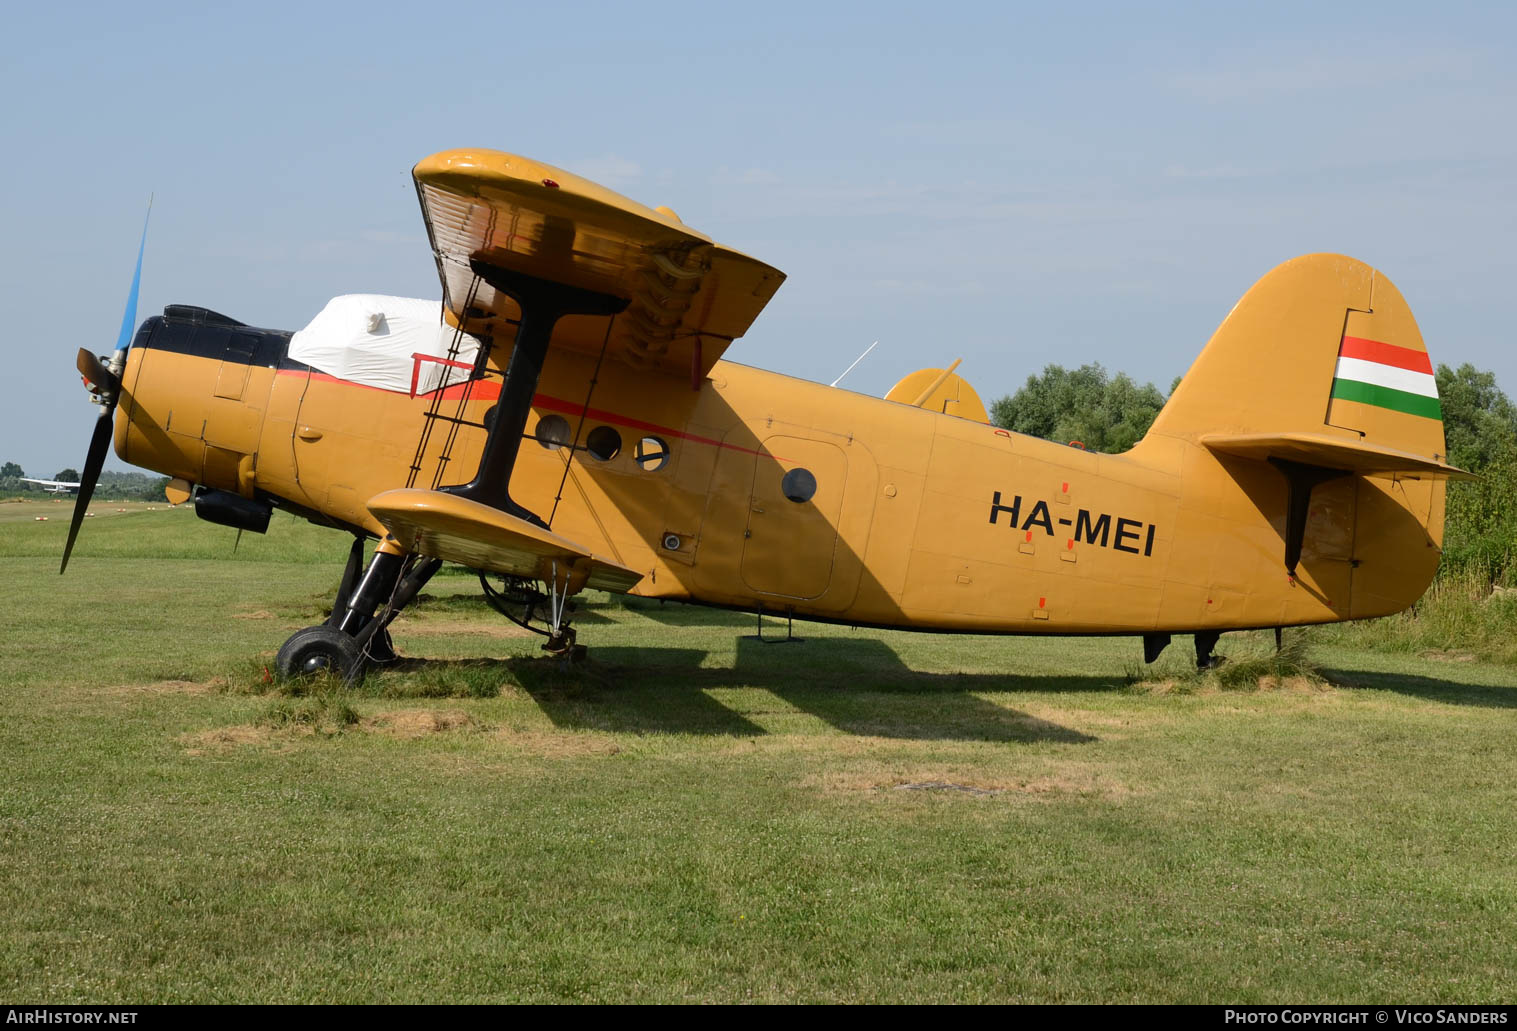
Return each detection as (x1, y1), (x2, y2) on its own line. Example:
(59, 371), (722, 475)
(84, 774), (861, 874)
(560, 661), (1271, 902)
(275, 625), (363, 680)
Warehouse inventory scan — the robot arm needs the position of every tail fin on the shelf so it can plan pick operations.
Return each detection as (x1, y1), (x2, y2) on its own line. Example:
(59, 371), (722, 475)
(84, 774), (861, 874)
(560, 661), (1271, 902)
(1148, 253), (1456, 469)
(1146, 254), (1465, 618)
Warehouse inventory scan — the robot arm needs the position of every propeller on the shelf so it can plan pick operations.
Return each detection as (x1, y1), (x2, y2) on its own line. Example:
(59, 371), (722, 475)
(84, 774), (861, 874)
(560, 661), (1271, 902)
(60, 200), (151, 574)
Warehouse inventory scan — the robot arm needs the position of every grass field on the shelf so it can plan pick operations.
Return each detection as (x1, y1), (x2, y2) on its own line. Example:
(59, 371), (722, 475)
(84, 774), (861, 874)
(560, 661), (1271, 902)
(2, 501), (1515, 1003)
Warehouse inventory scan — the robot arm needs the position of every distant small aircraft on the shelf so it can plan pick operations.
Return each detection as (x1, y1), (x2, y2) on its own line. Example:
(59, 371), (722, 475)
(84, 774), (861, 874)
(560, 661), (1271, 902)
(58, 149), (1471, 679)
(22, 478), (81, 495)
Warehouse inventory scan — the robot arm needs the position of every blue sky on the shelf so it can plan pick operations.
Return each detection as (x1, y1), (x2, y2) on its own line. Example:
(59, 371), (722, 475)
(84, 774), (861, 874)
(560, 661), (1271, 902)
(3, 1), (1513, 476)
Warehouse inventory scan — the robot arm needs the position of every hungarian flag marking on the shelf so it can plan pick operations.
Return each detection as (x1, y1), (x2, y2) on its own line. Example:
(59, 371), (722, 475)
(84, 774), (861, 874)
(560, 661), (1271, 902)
(1329, 336), (1441, 420)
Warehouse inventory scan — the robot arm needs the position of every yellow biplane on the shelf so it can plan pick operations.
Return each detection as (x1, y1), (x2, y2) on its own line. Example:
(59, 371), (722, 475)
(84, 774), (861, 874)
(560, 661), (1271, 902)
(61, 148), (1471, 675)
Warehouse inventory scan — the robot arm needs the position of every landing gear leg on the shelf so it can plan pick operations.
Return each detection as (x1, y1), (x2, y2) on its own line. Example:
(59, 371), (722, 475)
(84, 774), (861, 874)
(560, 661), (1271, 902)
(325, 536), (367, 627)
(322, 536), (398, 664)
(479, 571), (584, 659)
(1195, 631), (1224, 671)
(275, 544), (441, 682)
(345, 555), (442, 681)
(1142, 632), (1171, 663)
(540, 560), (586, 660)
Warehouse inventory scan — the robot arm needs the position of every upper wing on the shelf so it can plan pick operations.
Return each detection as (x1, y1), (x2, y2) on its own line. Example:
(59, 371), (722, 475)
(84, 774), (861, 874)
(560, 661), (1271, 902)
(412, 149), (786, 381)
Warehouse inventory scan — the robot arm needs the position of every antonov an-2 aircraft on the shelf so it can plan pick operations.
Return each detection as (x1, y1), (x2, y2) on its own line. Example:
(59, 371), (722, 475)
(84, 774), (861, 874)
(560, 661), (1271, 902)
(59, 148), (1470, 678)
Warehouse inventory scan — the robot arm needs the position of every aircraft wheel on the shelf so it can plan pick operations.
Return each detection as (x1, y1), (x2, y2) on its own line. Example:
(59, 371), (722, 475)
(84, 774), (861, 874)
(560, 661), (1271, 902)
(275, 625), (362, 680)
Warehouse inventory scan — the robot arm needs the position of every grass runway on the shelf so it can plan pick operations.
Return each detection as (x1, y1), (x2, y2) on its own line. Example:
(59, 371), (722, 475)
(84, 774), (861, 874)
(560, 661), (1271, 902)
(2, 500), (1515, 1002)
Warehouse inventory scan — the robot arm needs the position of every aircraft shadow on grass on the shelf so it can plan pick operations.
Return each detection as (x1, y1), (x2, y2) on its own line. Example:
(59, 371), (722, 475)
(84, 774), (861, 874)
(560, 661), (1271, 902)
(1322, 668), (1517, 710)
(400, 635), (1102, 744)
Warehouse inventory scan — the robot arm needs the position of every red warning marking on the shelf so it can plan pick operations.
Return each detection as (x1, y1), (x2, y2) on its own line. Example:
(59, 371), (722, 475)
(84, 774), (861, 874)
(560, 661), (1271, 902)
(1061, 481), (1069, 493)
(1038, 597), (1046, 608)
(1024, 530), (1033, 542)
(1066, 539), (1074, 550)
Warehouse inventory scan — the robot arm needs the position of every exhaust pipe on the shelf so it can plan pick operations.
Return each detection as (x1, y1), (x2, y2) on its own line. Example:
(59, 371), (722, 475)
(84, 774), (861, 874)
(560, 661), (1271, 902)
(193, 488), (271, 534)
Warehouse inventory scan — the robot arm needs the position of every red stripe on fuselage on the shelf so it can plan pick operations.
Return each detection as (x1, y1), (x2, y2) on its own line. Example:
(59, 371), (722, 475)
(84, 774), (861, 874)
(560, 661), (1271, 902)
(284, 369), (776, 459)
(1338, 336), (1434, 375)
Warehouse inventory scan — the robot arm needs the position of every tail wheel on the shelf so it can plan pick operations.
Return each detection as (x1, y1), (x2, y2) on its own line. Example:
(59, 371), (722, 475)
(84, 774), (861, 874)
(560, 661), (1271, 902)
(276, 625), (363, 679)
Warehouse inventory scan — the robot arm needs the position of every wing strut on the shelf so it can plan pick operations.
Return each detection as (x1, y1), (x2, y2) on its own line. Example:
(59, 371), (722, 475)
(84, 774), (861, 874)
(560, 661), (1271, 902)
(440, 260), (627, 527)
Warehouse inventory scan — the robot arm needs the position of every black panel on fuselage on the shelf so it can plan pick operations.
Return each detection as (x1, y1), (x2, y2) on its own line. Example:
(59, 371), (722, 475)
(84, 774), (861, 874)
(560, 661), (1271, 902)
(133, 307), (297, 372)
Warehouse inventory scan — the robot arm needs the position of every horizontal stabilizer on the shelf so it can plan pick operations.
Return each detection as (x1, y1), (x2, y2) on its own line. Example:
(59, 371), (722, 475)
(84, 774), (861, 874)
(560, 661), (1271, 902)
(1202, 432), (1475, 480)
(367, 489), (644, 594)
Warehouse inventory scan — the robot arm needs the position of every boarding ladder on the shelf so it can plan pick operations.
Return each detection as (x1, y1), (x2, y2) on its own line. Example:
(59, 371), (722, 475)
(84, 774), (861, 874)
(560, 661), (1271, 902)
(403, 275), (504, 491)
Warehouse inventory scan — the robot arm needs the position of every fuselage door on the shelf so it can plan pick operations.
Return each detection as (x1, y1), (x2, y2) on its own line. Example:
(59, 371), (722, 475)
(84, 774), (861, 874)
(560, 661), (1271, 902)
(741, 435), (848, 600)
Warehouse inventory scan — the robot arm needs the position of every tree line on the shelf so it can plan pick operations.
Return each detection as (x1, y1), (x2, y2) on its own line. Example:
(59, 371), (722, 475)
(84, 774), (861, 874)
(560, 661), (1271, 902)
(990, 363), (1517, 584)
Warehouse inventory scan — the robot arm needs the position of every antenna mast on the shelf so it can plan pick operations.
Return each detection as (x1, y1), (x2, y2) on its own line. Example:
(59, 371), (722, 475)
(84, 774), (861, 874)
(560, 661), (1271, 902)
(830, 341), (878, 388)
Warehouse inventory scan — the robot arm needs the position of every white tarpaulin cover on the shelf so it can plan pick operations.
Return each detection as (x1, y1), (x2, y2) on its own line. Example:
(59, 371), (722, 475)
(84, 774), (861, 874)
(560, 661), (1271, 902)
(288, 294), (481, 395)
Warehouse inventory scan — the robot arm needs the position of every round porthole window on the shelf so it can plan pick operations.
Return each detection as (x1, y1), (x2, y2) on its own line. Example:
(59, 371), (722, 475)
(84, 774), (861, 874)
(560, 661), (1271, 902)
(782, 468), (817, 503)
(586, 425), (622, 461)
(535, 414), (571, 450)
(635, 435), (671, 472)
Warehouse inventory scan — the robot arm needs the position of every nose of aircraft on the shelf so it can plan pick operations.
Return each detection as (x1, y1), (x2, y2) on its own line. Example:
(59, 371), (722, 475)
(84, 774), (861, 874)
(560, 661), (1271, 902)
(60, 203), (151, 574)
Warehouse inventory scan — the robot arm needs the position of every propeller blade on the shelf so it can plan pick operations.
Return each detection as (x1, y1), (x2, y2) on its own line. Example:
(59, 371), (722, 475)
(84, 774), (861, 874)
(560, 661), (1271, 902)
(61, 198), (151, 574)
(76, 348), (117, 392)
(115, 198), (152, 354)
(59, 409), (115, 574)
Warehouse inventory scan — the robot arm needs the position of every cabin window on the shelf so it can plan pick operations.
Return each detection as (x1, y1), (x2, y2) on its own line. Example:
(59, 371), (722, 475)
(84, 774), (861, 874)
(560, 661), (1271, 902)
(635, 436), (671, 472)
(782, 468), (817, 503)
(535, 414), (571, 450)
(586, 426), (622, 461)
